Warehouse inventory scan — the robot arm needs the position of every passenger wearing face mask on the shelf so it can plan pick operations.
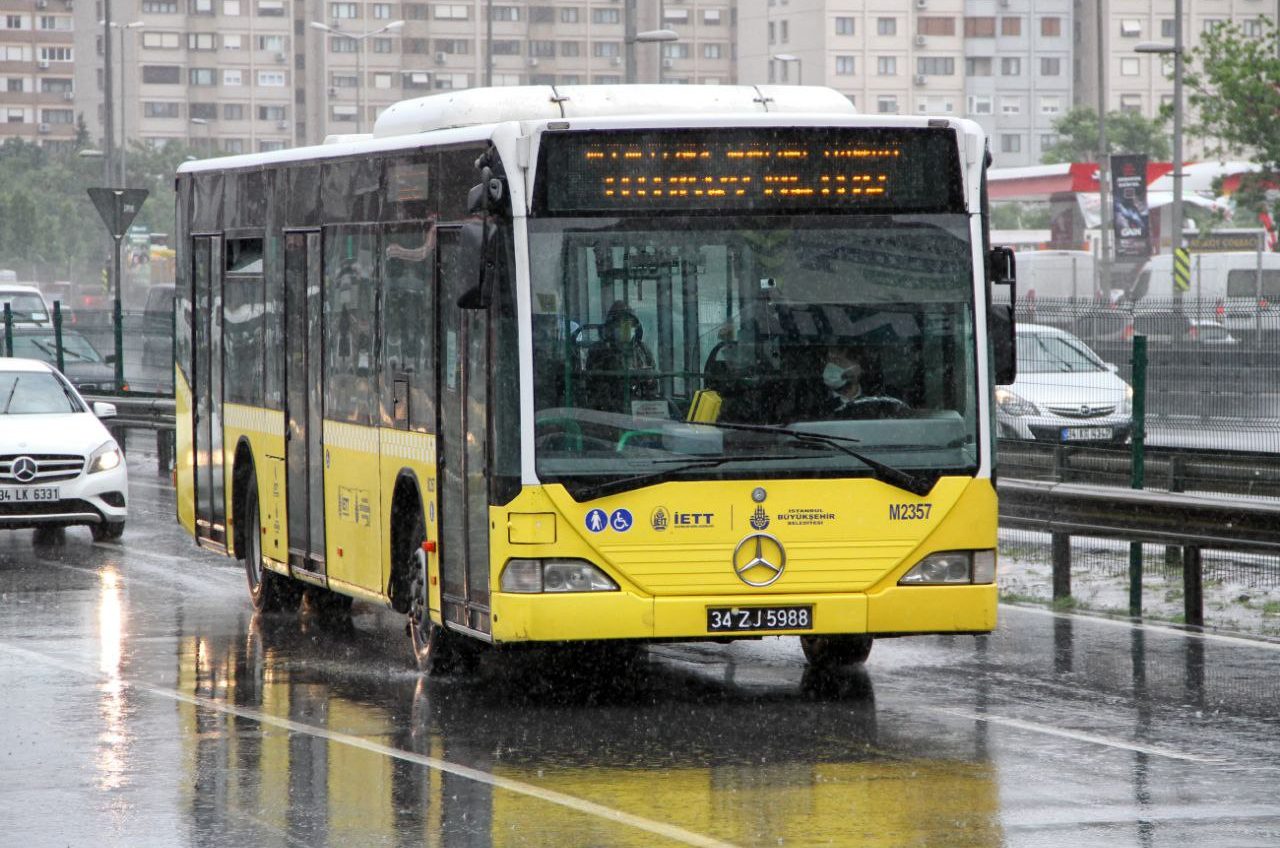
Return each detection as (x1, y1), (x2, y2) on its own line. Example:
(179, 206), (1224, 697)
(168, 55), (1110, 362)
(821, 346), (909, 419)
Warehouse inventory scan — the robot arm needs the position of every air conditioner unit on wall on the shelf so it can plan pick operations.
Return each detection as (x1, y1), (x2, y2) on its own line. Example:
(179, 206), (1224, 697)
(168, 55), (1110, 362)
(37, 123), (50, 133)
(611, 55), (622, 65)
(914, 74), (927, 85)
(528, 57), (538, 67)
(62, 90), (73, 100)
(435, 51), (446, 64)
(662, 58), (673, 68)
(914, 35), (926, 46)
(276, 119), (288, 129)
(914, 0), (927, 8)
(37, 60), (49, 70)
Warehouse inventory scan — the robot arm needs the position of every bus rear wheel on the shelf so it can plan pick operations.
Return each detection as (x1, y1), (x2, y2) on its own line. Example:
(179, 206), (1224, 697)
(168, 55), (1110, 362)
(800, 634), (873, 668)
(243, 482), (301, 613)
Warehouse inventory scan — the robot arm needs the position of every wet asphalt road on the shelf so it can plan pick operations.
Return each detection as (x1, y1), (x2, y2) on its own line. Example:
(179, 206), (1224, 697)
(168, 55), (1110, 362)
(2, 451), (1279, 848)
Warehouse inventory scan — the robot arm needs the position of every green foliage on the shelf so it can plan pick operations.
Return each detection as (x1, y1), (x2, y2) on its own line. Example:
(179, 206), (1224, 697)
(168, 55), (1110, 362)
(0, 138), (219, 282)
(991, 202), (1052, 230)
(1042, 106), (1171, 164)
(1185, 20), (1280, 228)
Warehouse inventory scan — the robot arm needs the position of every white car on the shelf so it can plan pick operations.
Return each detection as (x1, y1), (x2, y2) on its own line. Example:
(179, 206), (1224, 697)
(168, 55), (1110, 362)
(0, 358), (127, 539)
(0, 284), (53, 326)
(995, 324), (1133, 445)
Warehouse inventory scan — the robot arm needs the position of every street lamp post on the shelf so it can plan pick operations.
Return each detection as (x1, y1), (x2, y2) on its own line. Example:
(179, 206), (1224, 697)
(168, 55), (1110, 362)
(622, 0), (677, 84)
(189, 117), (211, 151)
(309, 20), (404, 133)
(105, 21), (144, 185)
(773, 53), (802, 85)
(1136, 0), (1184, 264)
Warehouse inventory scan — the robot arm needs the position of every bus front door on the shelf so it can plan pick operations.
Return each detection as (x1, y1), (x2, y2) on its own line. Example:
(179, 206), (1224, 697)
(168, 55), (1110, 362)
(192, 235), (225, 547)
(436, 228), (491, 636)
(283, 230), (326, 577)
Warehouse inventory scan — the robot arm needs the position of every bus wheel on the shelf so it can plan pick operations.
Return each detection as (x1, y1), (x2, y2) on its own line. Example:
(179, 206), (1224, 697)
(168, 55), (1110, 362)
(800, 634), (873, 668)
(243, 483), (300, 613)
(405, 512), (467, 676)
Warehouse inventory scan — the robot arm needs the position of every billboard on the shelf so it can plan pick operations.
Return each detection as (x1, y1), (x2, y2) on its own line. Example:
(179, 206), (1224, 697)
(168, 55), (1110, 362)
(1110, 154), (1151, 259)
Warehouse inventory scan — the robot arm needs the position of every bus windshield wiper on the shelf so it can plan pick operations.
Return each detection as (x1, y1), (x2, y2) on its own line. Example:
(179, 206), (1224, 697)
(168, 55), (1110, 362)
(687, 419), (938, 497)
(568, 452), (825, 501)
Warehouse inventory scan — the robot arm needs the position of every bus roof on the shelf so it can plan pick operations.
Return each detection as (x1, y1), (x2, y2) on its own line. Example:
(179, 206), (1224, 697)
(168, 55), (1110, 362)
(178, 84), (859, 176)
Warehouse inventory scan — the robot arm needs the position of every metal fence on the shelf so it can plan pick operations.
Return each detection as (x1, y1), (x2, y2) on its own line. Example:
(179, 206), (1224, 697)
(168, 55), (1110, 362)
(1, 303), (173, 395)
(1015, 297), (1280, 454)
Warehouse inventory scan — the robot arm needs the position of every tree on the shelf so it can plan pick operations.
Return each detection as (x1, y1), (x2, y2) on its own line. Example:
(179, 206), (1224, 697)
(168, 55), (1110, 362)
(1184, 18), (1280, 230)
(1041, 107), (1171, 164)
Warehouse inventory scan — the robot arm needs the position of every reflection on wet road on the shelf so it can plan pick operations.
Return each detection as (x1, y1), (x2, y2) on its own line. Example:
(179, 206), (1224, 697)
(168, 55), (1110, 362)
(1, 454), (1278, 847)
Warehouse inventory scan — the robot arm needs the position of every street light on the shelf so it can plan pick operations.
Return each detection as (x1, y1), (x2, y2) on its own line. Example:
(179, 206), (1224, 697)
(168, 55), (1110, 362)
(773, 53), (802, 85)
(1136, 0), (1184, 264)
(189, 117), (211, 152)
(624, 29), (679, 84)
(309, 19), (404, 133)
(101, 21), (144, 185)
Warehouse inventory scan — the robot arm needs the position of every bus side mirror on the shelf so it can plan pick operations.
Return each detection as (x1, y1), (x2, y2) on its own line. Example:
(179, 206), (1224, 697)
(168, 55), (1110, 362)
(990, 304), (1016, 385)
(989, 246), (1016, 290)
(457, 219), (493, 310)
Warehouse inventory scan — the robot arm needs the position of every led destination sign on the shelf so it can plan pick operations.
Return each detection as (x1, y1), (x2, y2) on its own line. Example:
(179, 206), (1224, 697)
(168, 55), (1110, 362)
(538, 127), (964, 214)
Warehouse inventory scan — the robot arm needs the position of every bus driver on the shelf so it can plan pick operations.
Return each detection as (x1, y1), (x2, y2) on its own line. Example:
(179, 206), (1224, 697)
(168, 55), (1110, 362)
(821, 346), (909, 419)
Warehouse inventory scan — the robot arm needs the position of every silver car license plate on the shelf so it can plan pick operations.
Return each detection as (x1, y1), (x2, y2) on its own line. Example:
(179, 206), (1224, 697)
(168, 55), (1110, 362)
(0, 486), (59, 503)
(1062, 426), (1111, 441)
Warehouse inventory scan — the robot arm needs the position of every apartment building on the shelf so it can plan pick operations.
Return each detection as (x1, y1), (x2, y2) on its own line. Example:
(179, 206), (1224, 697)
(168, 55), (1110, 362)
(737, 0), (1071, 167)
(1076, 0), (1271, 159)
(0, 0), (79, 151)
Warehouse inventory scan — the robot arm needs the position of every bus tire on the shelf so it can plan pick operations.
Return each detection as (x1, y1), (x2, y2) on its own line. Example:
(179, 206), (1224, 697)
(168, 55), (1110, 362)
(404, 509), (472, 676)
(800, 634), (873, 668)
(243, 482), (301, 613)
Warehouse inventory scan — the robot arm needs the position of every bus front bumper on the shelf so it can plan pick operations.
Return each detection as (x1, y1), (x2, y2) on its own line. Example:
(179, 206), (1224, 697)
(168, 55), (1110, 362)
(490, 583), (998, 643)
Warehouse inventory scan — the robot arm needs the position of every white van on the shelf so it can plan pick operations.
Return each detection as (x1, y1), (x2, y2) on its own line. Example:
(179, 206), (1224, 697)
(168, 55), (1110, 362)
(1133, 251), (1280, 336)
(1014, 250), (1100, 301)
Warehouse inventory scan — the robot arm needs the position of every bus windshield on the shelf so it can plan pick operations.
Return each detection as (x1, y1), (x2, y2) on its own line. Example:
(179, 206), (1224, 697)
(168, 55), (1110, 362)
(528, 213), (979, 497)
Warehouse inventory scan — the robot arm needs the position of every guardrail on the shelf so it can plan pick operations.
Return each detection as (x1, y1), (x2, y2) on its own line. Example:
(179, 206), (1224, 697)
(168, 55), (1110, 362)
(84, 392), (175, 473)
(997, 478), (1280, 629)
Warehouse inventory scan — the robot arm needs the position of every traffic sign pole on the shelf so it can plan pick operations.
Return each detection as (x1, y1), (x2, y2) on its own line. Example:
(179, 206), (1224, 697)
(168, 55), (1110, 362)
(87, 188), (149, 392)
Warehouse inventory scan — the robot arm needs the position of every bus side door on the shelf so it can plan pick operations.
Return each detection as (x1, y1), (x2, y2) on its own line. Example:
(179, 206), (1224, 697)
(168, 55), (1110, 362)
(436, 227), (492, 635)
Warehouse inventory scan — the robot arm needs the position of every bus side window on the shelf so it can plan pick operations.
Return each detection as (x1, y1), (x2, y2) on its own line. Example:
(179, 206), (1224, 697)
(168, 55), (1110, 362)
(382, 224), (435, 432)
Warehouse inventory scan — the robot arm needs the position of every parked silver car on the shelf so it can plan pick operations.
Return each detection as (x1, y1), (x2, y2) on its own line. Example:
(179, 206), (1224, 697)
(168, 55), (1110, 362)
(996, 324), (1133, 445)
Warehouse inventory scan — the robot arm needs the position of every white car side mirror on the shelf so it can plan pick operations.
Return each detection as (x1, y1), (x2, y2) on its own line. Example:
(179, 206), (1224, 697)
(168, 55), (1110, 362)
(93, 401), (117, 419)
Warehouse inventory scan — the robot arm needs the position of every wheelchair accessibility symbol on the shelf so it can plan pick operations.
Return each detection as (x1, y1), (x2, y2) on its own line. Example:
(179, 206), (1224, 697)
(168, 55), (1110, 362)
(609, 508), (633, 532)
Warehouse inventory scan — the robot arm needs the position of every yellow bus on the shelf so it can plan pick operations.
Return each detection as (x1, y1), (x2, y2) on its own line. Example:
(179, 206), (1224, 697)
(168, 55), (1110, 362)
(174, 85), (1016, 674)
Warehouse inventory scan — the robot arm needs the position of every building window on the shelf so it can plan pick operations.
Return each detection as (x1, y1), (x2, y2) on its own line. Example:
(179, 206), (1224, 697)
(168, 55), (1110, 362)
(592, 42), (619, 58)
(1160, 19), (1176, 39)
(257, 35), (285, 51)
(917, 17), (956, 37)
(433, 4), (469, 20)
(663, 8), (688, 24)
(780, 20), (788, 42)
(37, 16), (72, 31)
(965, 57), (992, 76)
(141, 65), (181, 84)
(224, 103), (245, 119)
(1120, 94), (1142, 113)
(877, 56), (897, 76)
(560, 41), (580, 57)
(256, 70), (286, 86)
(1000, 97), (1021, 115)
(662, 43), (689, 59)
(968, 95), (992, 115)
(1000, 134), (1021, 154)
(702, 43), (722, 60)
(190, 0), (213, 13)
(591, 8), (619, 25)
(223, 138), (245, 153)
(435, 39), (469, 54)
(1040, 134), (1058, 150)
(372, 37), (392, 53)
(141, 1), (178, 12)
(835, 56), (855, 75)
(188, 33), (217, 50)
(1001, 17), (1021, 36)
(331, 37), (356, 53)
(703, 9), (721, 25)
(330, 3), (358, 18)
(257, 104), (287, 120)
(1040, 96), (1061, 114)
(42, 108), (74, 123)
(877, 17), (896, 36)
(964, 17), (995, 38)
(331, 72), (357, 87)
(373, 72), (392, 88)
(917, 56), (955, 76)
(1243, 18), (1263, 38)
(1120, 57), (1140, 76)
(560, 7), (578, 23)
(1203, 19), (1225, 34)
(260, 141), (285, 152)
(6, 78), (22, 93)
(190, 102), (217, 120)
(1040, 57), (1061, 76)
(223, 68), (242, 85)
(1001, 57), (1021, 76)
(1041, 17), (1061, 37)
(490, 40), (521, 55)
(38, 46), (73, 62)
(490, 5), (520, 21)
(143, 101), (181, 118)
(529, 40), (556, 58)
(371, 3), (392, 19)
(876, 95), (898, 114)
(189, 68), (216, 85)
(142, 32), (180, 49)
(256, 0), (285, 15)
(835, 16), (854, 36)
(1119, 19), (1141, 38)
(222, 0), (240, 14)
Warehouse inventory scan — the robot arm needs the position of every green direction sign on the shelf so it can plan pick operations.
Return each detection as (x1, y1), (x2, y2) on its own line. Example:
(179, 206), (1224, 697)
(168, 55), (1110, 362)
(87, 187), (150, 240)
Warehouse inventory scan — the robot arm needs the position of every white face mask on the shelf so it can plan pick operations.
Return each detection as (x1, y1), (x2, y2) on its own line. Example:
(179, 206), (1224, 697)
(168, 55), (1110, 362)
(822, 363), (849, 390)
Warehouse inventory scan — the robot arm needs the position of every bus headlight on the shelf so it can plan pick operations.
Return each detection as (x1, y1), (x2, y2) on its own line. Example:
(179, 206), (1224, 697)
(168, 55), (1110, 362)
(88, 441), (122, 474)
(899, 550), (996, 585)
(995, 387), (1038, 417)
(500, 558), (619, 593)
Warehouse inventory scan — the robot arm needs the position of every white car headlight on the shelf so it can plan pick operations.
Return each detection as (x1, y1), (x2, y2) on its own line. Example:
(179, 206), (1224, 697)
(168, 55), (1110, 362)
(500, 558), (619, 593)
(995, 387), (1039, 417)
(88, 440), (122, 474)
(1123, 383), (1134, 414)
(899, 550), (996, 585)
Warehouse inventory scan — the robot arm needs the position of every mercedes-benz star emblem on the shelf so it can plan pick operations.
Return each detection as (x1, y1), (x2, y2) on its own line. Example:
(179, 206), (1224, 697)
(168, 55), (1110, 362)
(732, 532), (786, 587)
(11, 456), (37, 483)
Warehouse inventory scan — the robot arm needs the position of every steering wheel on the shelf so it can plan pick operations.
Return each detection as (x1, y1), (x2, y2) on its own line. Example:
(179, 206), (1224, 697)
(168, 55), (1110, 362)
(702, 340), (738, 392)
